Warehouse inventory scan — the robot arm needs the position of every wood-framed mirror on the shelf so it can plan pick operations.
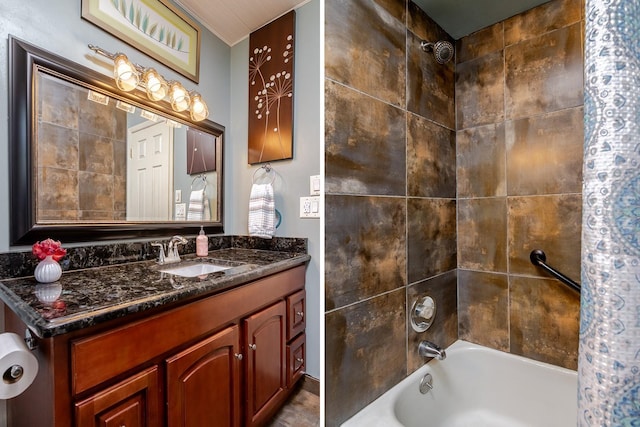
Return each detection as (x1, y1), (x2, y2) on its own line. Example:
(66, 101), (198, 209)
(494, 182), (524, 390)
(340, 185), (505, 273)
(8, 35), (224, 245)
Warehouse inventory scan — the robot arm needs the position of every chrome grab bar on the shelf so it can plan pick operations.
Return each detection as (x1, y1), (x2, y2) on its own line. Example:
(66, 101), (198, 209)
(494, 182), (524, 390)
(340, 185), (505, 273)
(530, 250), (580, 293)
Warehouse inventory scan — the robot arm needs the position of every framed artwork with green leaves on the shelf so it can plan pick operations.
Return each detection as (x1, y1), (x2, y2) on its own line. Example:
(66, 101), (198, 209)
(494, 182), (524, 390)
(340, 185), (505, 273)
(82, 0), (201, 83)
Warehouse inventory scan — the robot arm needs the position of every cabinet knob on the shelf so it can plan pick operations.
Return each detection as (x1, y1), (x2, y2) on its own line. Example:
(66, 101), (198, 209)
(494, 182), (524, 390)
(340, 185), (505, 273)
(249, 343), (257, 350)
(296, 311), (304, 318)
(296, 357), (304, 364)
(234, 353), (243, 360)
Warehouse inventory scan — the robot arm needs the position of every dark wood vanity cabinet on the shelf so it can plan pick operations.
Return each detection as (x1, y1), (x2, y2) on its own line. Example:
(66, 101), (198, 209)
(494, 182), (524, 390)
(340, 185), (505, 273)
(5, 265), (306, 427)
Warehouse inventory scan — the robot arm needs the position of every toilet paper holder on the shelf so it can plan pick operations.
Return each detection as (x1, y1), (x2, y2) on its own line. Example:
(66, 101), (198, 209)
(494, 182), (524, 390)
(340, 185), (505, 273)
(24, 329), (37, 351)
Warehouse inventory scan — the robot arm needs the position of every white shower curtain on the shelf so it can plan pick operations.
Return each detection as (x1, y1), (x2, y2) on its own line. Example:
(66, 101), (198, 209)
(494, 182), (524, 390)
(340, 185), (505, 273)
(580, 0), (640, 424)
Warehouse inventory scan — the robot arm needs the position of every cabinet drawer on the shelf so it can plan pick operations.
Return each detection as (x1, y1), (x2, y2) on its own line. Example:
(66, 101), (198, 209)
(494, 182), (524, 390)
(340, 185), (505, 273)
(286, 333), (305, 387)
(75, 366), (161, 427)
(286, 290), (305, 341)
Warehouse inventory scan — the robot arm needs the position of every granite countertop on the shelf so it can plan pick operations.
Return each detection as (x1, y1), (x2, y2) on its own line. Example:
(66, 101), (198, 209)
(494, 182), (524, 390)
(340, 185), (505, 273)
(0, 248), (310, 338)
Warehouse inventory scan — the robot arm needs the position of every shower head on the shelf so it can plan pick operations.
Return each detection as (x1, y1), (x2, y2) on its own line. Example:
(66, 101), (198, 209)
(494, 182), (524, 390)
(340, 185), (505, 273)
(420, 40), (454, 64)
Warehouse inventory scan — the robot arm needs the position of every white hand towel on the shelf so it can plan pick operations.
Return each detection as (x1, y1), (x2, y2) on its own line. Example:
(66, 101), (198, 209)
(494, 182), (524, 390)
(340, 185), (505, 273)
(204, 197), (211, 221)
(248, 183), (275, 239)
(187, 189), (205, 221)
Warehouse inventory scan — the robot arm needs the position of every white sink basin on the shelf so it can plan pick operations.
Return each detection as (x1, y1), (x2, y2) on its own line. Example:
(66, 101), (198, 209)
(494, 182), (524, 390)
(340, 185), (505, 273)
(159, 263), (231, 277)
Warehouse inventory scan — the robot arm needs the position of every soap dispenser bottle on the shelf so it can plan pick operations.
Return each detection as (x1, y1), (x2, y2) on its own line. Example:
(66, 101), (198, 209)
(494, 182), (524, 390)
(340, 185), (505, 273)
(196, 226), (208, 256)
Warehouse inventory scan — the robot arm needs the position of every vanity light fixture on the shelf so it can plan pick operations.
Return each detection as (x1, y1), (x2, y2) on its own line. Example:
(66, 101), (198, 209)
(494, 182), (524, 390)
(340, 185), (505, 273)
(88, 44), (209, 121)
(112, 53), (139, 91)
(141, 68), (168, 101)
(189, 92), (209, 122)
(168, 81), (190, 112)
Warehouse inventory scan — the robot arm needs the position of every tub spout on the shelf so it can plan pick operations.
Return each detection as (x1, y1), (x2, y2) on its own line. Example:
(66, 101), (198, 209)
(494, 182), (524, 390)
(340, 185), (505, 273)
(418, 340), (446, 360)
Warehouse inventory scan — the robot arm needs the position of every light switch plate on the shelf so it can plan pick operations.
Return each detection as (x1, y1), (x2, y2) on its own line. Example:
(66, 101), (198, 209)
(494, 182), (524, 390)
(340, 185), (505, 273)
(310, 175), (321, 195)
(175, 203), (186, 220)
(300, 196), (320, 218)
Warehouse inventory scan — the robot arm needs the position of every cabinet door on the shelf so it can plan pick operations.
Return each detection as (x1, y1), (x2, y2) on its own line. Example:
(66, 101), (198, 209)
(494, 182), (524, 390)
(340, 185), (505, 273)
(244, 301), (287, 426)
(166, 325), (241, 427)
(75, 366), (161, 427)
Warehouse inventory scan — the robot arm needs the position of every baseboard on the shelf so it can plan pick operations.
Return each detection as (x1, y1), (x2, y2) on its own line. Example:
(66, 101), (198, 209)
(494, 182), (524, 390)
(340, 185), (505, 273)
(301, 374), (320, 396)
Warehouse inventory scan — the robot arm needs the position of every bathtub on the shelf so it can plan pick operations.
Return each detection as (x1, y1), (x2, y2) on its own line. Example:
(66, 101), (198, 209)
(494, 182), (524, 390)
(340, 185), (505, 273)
(342, 340), (577, 427)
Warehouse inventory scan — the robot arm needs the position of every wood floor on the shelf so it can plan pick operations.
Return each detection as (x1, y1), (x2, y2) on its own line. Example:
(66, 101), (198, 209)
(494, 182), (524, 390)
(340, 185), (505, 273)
(267, 381), (320, 427)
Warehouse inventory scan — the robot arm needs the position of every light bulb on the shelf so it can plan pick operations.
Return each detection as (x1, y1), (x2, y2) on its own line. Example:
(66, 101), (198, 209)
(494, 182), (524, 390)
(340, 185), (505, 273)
(142, 68), (167, 101)
(189, 93), (209, 121)
(113, 54), (139, 92)
(169, 82), (190, 112)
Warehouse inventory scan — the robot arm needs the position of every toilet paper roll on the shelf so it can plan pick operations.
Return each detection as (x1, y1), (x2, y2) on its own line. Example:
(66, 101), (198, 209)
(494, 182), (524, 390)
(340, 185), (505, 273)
(0, 333), (38, 399)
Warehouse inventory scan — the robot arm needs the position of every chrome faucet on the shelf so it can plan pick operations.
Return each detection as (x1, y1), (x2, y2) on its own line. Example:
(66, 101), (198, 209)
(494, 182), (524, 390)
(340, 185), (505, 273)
(166, 235), (188, 263)
(151, 242), (166, 264)
(418, 340), (446, 360)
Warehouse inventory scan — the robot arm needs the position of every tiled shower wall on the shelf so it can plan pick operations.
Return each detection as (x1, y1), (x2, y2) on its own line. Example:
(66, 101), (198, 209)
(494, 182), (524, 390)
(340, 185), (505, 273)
(37, 74), (127, 221)
(456, 0), (583, 369)
(325, 1), (457, 425)
(325, 0), (584, 424)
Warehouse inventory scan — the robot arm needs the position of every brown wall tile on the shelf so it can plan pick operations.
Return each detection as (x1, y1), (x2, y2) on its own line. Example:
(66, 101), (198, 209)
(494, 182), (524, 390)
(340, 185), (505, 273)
(456, 50), (505, 129)
(79, 133), (114, 175)
(325, 195), (406, 311)
(458, 198), (507, 272)
(407, 113), (456, 198)
(325, 1), (458, 421)
(508, 195), (582, 279)
(79, 210), (117, 221)
(406, 30), (455, 128)
(325, 80), (406, 196)
(79, 95), (126, 140)
(510, 276), (580, 369)
(78, 171), (114, 211)
(114, 176), (127, 212)
(407, 1), (451, 46)
(38, 74), (79, 129)
(505, 23), (583, 119)
(406, 270), (458, 373)
(37, 123), (79, 170)
(456, 0), (583, 369)
(113, 140), (127, 177)
(37, 74), (127, 223)
(37, 168), (79, 212)
(325, 0), (406, 107)
(38, 210), (79, 221)
(325, 289), (406, 427)
(457, 123), (506, 198)
(325, 0), (585, 424)
(504, 0), (582, 46)
(458, 270), (509, 351)
(456, 22), (504, 63)
(506, 108), (584, 195)
(407, 198), (456, 283)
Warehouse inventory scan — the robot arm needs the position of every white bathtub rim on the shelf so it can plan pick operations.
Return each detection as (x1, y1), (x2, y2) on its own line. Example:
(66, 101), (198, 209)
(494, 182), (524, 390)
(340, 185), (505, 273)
(340, 339), (577, 427)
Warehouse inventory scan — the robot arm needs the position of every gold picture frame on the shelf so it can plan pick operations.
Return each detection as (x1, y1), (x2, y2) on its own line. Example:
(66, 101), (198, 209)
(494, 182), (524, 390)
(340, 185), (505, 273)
(82, 0), (201, 83)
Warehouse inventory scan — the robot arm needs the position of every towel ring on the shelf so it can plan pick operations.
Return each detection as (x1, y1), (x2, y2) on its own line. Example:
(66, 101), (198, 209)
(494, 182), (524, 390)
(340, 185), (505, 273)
(191, 175), (207, 191)
(252, 164), (276, 185)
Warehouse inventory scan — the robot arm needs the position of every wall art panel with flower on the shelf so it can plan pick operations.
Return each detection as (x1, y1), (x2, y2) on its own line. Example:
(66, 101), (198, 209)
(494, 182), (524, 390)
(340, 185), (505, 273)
(248, 11), (295, 165)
